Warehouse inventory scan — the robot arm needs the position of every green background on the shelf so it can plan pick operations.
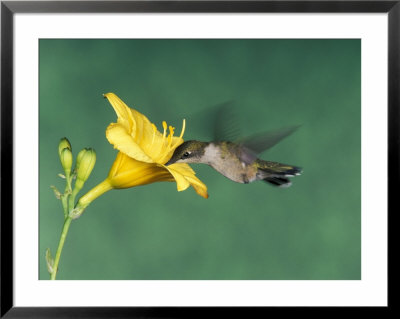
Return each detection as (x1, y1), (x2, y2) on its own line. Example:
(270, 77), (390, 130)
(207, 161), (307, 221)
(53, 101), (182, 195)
(39, 39), (360, 280)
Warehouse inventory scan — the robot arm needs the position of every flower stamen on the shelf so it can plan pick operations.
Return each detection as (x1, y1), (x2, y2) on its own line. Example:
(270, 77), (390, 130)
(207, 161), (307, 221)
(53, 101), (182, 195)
(168, 126), (175, 147)
(179, 119), (186, 139)
(162, 121), (167, 139)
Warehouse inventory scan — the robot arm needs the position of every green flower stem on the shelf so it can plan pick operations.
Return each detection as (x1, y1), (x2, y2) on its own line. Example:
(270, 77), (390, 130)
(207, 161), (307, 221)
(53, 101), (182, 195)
(50, 216), (72, 280)
(65, 172), (72, 192)
(68, 191), (77, 214)
(60, 173), (72, 219)
(61, 184), (70, 219)
(68, 178), (84, 211)
(50, 180), (112, 278)
(61, 196), (68, 219)
(77, 179), (113, 209)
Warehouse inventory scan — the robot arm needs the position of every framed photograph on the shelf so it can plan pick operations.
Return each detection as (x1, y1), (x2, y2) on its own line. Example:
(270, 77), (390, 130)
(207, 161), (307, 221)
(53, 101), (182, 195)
(1, 0), (395, 317)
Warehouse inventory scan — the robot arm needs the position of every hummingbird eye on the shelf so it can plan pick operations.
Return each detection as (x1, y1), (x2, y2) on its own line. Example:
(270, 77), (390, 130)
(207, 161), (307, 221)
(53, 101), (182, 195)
(182, 151), (191, 158)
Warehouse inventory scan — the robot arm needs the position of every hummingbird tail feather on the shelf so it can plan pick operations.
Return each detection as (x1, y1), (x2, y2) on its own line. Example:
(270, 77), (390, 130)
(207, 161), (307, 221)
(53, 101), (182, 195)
(258, 163), (302, 187)
(263, 176), (292, 188)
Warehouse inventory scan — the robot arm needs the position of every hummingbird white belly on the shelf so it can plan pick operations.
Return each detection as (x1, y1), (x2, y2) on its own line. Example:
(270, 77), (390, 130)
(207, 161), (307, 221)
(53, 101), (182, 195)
(203, 143), (258, 184)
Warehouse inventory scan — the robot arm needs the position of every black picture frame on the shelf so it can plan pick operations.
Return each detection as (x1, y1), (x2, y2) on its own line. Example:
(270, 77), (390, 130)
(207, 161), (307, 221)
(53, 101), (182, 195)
(1, 0), (396, 317)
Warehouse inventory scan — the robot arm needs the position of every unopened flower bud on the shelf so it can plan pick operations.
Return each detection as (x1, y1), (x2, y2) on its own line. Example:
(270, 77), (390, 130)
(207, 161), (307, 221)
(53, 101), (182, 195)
(58, 137), (72, 158)
(75, 148), (87, 173)
(76, 148), (96, 184)
(60, 148), (73, 176)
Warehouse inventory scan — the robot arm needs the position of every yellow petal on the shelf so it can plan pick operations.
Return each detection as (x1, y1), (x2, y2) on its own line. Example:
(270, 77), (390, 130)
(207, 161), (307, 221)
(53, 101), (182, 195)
(166, 163), (209, 198)
(168, 162), (196, 175)
(104, 93), (155, 148)
(163, 164), (191, 191)
(107, 153), (173, 189)
(129, 108), (157, 151)
(103, 93), (132, 123)
(104, 93), (184, 163)
(103, 93), (134, 133)
(183, 175), (209, 199)
(106, 123), (153, 163)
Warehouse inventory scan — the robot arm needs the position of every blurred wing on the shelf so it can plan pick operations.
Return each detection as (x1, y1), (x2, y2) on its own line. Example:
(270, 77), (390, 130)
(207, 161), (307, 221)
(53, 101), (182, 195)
(182, 100), (241, 141)
(238, 126), (301, 164)
(212, 101), (241, 142)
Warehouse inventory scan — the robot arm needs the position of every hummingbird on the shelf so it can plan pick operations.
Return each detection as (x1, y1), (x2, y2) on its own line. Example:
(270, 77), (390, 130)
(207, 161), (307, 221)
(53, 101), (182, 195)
(166, 125), (302, 187)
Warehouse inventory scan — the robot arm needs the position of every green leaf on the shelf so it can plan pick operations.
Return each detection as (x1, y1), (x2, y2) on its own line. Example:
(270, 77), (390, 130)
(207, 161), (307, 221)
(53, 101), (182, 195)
(50, 185), (61, 199)
(45, 248), (54, 274)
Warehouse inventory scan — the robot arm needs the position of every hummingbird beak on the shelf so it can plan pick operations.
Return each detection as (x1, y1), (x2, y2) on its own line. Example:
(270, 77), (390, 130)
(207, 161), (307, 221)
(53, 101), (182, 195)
(165, 158), (174, 166)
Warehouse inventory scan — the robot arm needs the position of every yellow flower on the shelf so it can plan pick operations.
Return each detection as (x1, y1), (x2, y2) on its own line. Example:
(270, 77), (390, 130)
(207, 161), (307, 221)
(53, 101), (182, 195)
(104, 92), (208, 197)
(76, 93), (208, 212)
